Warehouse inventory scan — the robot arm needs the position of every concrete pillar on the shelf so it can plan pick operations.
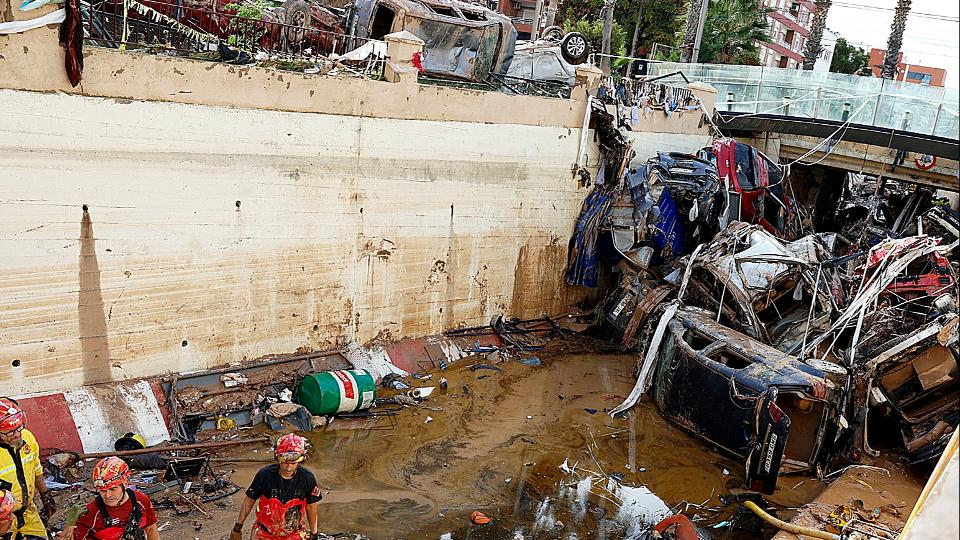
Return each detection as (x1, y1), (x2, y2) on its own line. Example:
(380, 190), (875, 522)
(687, 81), (717, 115)
(383, 31), (425, 85)
(572, 63), (603, 102)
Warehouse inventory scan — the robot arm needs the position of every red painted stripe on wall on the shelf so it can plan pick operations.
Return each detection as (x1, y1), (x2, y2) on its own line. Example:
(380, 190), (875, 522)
(17, 393), (84, 454)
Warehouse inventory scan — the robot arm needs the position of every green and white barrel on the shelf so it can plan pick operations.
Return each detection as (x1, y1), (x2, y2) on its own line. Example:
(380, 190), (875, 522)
(297, 369), (376, 415)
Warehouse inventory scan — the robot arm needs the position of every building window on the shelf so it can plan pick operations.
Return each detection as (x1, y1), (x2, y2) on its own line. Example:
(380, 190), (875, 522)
(778, 55), (789, 68)
(789, 2), (800, 17)
(906, 72), (933, 85)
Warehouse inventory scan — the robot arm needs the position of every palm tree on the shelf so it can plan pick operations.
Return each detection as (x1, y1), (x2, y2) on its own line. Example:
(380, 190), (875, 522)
(698, 0), (772, 65)
(802, 0), (832, 70)
(881, 0), (911, 79)
(680, 0), (704, 62)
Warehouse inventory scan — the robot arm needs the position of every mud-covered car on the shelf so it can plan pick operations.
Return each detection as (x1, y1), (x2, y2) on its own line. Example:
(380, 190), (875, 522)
(682, 222), (836, 352)
(348, 0), (516, 81)
(652, 308), (844, 494)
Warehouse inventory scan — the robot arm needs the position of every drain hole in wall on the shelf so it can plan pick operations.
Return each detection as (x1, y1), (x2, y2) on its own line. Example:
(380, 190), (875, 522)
(82, 204), (89, 212)
(181, 340), (188, 347)
(11, 359), (21, 368)
(360, 207), (364, 214)
(313, 324), (319, 331)
(236, 200), (242, 209)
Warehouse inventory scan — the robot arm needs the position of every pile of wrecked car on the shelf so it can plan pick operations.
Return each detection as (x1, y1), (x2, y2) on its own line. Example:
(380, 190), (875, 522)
(564, 99), (959, 498)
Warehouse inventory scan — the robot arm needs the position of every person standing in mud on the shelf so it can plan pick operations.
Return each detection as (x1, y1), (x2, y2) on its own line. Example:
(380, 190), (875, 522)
(0, 397), (55, 540)
(231, 434), (321, 540)
(63, 456), (160, 540)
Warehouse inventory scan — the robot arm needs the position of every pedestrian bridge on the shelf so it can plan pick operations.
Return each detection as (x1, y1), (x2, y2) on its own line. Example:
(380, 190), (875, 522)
(648, 62), (960, 191)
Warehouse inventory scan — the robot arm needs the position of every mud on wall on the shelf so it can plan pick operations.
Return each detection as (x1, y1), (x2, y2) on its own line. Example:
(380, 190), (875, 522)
(0, 86), (597, 395)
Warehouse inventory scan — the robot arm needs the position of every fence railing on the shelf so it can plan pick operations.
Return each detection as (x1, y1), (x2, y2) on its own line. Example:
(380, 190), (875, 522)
(82, 0), (385, 78)
(647, 62), (960, 140)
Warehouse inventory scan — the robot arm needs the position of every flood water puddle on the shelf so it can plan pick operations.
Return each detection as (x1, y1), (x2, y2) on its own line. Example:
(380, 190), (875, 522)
(215, 338), (826, 539)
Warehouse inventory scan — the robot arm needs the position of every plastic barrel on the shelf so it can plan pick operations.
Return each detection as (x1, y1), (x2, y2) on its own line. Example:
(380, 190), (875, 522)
(297, 370), (376, 415)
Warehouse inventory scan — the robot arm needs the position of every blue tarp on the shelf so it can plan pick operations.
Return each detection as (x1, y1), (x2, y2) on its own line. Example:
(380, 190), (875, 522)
(565, 188), (614, 287)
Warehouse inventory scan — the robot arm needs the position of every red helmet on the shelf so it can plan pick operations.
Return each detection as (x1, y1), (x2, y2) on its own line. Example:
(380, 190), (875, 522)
(0, 489), (15, 520)
(92, 457), (130, 490)
(0, 398), (25, 433)
(275, 434), (307, 463)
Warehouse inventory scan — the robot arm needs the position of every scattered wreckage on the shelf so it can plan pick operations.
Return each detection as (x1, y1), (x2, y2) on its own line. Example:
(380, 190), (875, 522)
(84, 0), (520, 83)
(564, 99), (960, 496)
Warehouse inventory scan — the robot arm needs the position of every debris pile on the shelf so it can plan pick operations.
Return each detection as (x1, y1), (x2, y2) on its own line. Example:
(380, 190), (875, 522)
(561, 99), (959, 535)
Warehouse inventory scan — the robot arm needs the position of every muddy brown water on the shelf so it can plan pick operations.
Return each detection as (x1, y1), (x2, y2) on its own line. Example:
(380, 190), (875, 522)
(137, 340), (829, 539)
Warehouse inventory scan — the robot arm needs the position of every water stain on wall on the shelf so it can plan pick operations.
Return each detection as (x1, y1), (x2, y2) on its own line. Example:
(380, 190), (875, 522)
(78, 205), (112, 384)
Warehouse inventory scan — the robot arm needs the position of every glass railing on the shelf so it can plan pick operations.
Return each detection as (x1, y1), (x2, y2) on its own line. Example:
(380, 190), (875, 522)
(648, 62), (960, 140)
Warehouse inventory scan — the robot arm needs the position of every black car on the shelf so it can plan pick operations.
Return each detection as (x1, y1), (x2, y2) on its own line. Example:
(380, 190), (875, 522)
(651, 308), (844, 494)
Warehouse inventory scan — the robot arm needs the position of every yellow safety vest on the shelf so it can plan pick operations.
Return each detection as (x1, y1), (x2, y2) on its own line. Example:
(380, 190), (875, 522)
(0, 429), (47, 538)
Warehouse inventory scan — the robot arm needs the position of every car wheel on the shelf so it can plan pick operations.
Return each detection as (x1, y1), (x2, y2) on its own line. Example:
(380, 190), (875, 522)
(560, 32), (589, 65)
(540, 25), (564, 42)
(282, 0), (311, 51)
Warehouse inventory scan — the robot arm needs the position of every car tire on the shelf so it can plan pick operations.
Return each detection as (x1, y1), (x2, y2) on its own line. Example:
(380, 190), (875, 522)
(560, 32), (589, 65)
(540, 25), (564, 42)
(282, 0), (311, 51)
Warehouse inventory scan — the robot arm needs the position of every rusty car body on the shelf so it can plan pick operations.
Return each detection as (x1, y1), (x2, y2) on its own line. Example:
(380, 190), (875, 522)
(651, 308), (843, 494)
(348, 0), (516, 81)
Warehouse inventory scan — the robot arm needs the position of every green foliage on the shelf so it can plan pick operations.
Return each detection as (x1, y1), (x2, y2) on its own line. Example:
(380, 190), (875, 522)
(224, 0), (267, 48)
(830, 37), (870, 75)
(563, 18), (628, 58)
(698, 0), (772, 65)
(558, 0), (684, 57)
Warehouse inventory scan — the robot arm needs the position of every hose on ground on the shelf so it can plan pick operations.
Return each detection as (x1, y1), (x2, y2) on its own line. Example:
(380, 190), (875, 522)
(743, 500), (841, 540)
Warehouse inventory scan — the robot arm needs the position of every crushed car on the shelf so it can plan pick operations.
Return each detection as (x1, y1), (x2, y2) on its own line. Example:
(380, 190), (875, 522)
(680, 222), (837, 352)
(348, 0), (516, 81)
(650, 307), (844, 494)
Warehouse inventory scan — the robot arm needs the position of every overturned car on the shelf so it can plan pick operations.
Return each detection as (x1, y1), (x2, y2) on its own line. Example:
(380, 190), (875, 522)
(651, 308), (844, 494)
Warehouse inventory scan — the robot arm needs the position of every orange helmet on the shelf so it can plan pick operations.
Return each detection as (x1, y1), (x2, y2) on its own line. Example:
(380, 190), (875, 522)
(0, 398), (25, 433)
(274, 433), (308, 463)
(92, 457), (130, 490)
(0, 489), (15, 520)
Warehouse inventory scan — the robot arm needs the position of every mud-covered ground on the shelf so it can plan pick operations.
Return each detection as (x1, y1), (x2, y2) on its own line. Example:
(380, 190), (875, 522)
(50, 338), (920, 539)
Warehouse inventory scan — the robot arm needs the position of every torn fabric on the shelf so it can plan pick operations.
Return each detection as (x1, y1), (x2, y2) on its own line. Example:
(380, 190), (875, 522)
(0, 8), (64, 34)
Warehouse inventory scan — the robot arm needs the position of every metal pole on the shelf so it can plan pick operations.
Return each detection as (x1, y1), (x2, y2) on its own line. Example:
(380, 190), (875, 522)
(901, 110), (911, 131)
(755, 66), (763, 113)
(783, 96), (791, 116)
(932, 103), (943, 135)
(691, 0), (709, 63)
(813, 86), (821, 118)
(871, 78), (884, 126)
(842, 102), (851, 122)
(726, 91), (734, 112)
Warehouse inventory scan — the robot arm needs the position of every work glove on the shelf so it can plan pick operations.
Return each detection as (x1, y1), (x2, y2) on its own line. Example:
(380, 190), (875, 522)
(65, 504), (84, 527)
(39, 491), (57, 520)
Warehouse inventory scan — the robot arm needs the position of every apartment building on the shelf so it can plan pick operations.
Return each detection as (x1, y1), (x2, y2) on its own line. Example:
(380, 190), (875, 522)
(759, 0), (815, 69)
(868, 48), (947, 87)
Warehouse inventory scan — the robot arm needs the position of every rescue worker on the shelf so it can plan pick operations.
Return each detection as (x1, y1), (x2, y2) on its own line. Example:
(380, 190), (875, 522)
(1, 489), (16, 536)
(63, 456), (160, 540)
(231, 434), (321, 540)
(0, 397), (54, 540)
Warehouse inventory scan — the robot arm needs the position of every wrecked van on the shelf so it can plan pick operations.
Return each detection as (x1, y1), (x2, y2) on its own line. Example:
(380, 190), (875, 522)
(652, 308), (842, 494)
(348, 0), (516, 81)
